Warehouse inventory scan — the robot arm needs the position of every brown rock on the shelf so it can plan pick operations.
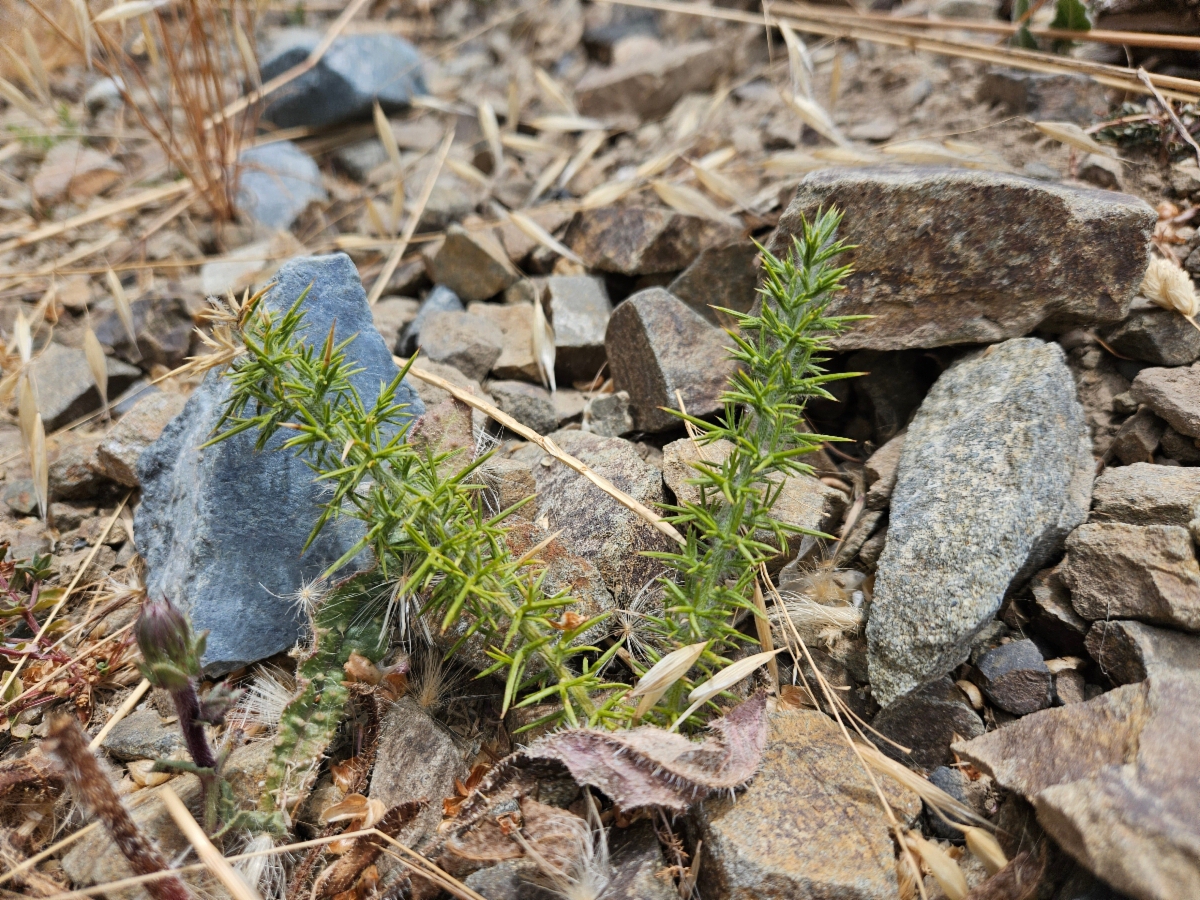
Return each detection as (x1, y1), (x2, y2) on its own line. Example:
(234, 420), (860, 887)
(418, 311), (503, 381)
(1162, 427), (1200, 464)
(668, 241), (760, 325)
(1130, 363), (1200, 439)
(93, 294), (195, 370)
(371, 296), (420, 353)
(1110, 408), (1165, 465)
(576, 40), (725, 120)
(508, 429), (669, 603)
(1091, 462), (1200, 527)
(1062, 523), (1200, 631)
(1085, 619), (1200, 685)
(662, 437), (847, 558)
(467, 302), (541, 382)
(693, 707), (920, 900)
(864, 431), (905, 510)
(973, 639), (1052, 715)
(1098, 306), (1200, 367)
(605, 287), (738, 432)
(428, 224), (519, 302)
(49, 433), (107, 501)
(953, 673), (1200, 900)
(92, 392), (188, 487)
(565, 206), (739, 276)
(871, 677), (985, 770)
(1030, 567), (1089, 655)
(769, 169), (1155, 350)
(976, 69), (1110, 124)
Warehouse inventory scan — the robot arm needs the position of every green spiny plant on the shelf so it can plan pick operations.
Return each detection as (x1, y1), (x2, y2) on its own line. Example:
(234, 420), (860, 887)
(640, 208), (863, 726)
(209, 291), (629, 735)
(207, 209), (856, 762)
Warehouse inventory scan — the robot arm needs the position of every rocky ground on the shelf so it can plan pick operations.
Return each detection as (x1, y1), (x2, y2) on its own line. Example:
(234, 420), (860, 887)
(2, 0), (1200, 898)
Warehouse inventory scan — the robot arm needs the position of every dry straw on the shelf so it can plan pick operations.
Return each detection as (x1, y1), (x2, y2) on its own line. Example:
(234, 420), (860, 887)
(905, 831), (968, 900)
(627, 641), (708, 719)
(670, 648), (784, 729)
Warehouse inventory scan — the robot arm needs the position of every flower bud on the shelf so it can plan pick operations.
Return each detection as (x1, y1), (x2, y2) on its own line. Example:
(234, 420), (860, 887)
(135, 597), (204, 689)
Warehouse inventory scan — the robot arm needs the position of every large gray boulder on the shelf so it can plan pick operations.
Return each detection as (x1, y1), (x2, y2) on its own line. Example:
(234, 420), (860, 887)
(866, 338), (1093, 706)
(770, 168), (1155, 350)
(134, 254), (424, 674)
(260, 30), (425, 130)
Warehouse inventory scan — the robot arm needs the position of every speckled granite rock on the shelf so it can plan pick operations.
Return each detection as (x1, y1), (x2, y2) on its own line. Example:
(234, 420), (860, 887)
(866, 338), (1093, 706)
(134, 254), (424, 674)
(770, 168), (1156, 350)
(692, 707), (920, 900)
(508, 429), (669, 603)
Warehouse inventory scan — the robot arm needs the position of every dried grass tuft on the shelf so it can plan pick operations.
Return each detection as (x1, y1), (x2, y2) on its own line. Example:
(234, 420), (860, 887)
(904, 832), (968, 900)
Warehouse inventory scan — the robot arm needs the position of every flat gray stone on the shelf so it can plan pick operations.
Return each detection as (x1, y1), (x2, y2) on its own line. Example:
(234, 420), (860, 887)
(418, 311), (503, 382)
(543, 275), (612, 383)
(100, 707), (185, 761)
(1091, 463), (1200, 527)
(237, 141), (327, 231)
(769, 168), (1155, 350)
(866, 338), (1093, 706)
(134, 253), (424, 674)
(871, 677), (985, 770)
(260, 30), (424, 130)
(668, 241), (759, 324)
(29, 343), (140, 431)
(1130, 363), (1200, 439)
(488, 380), (556, 435)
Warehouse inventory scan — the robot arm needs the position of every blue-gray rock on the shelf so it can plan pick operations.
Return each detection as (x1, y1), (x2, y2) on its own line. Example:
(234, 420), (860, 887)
(237, 141), (326, 231)
(866, 338), (1093, 706)
(134, 253), (424, 674)
(398, 284), (462, 356)
(260, 30), (425, 130)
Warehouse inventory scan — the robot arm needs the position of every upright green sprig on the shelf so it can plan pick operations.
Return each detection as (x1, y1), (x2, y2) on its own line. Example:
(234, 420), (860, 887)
(211, 294), (628, 730)
(644, 208), (862, 724)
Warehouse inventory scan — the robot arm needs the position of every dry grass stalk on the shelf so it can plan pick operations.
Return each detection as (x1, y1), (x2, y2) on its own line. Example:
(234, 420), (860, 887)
(598, 0), (1200, 102)
(772, 0), (1200, 52)
(559, 131), (607, 189)
(510, 209), (584, 266)
(88, 678), (152, 750)
(44, 716), (194, 900)
(962, 826), (1008, 876)
(529, 114), (606, 133)
(0, 181), (191, 257)
(651, 180), (739, 228)
(30, 412), (47, 521)
(159, 786), (262, 900)
(627, 640), (708, 719)
(534, 66), (577, 114)
(530, 288), (558, 392)
(0, 821), (101, 889)
(751, 579), (780, 692)
(22, 27), (50, 100)
(0, 75), (44, 122)
(1034, 121), (1118, 158)
(905, 832), (968, 900)
(83, 326), (109, 414)
(528, 152), (571, 205)
(400, 360), (685, 545)
(369, 129), (455, 304)
(478, 100), (504, 173)
(670, 648), (783, 729)
(853, 743), (988, 827)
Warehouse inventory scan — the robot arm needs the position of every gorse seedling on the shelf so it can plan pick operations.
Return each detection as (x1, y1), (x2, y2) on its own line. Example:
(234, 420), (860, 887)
(209, 208), (855, 759)
(211, 288), (629, 732)
(641, 208), (863, 724)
